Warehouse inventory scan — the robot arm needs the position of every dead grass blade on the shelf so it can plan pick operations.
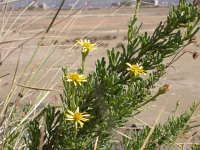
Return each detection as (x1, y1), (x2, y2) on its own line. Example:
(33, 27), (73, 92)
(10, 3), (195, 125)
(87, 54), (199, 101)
(0, 39), (24, 45)
(133, 116), (153, 128)
(45, 0), (66, 33)
(93, 136), (99, 150)
(0, 46), (22, 127)
(0, 8), (81, 64)
(0, 1), (35, 43)
(140, 102), (167, 150)
(113, 129), (132, 140)
(0, 73), (10, 79)
(17, 84), (61, 93)
(0, 0), (25, 5)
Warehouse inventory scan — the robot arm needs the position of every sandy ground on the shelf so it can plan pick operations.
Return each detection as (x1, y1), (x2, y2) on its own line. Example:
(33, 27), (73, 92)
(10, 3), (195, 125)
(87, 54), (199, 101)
(0, 7), (200, 145)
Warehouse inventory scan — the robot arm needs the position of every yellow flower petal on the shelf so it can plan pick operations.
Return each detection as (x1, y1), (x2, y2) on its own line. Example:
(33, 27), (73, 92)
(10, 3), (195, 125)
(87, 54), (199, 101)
(65, 107), (90, 129)
(80, 118), (89, 122)
(65, 72), (87, 86)
(78, 121), (84, 128)
(126, 62), (146, 76)
(75, 107), (80, 112)
(77, 39), (96, 52)
(67, 109), (74, 115)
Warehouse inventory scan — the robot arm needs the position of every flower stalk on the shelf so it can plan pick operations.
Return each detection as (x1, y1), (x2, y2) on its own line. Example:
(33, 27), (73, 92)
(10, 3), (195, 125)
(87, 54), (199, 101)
(71, 84), (76, 110)
(77, 39), (96, 73)
(81, 51), (89, 74)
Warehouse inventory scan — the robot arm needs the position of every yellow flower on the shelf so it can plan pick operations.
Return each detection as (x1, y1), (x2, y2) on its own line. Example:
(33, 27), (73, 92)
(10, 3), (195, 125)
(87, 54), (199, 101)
(126, 63), (146, 76)
(66, 107), (90, 129)
(65, 72), (87, 86)
(77, 39), (96, 53)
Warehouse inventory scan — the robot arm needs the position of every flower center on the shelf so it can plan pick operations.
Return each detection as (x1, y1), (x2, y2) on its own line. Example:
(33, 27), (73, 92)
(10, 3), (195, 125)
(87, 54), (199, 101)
(74, 112), (83, 121)
(131, 65), (141, 71)
(82, 42), (91, 49)
(70, 74), (80, 81)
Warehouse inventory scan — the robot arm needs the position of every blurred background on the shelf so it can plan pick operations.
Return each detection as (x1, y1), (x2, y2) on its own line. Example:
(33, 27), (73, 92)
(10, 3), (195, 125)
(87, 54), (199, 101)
(0, 0), (194, 9)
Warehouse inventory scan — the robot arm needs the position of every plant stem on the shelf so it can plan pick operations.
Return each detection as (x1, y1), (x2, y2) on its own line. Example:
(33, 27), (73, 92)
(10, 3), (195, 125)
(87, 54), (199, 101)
(134, 0), (140, 21)
(71, 84), (76, 110)
(82, 56), (86, 74)
(45, 0), (66, 33)
(134, 93), (160, 111)
(74, 126), (77, 138)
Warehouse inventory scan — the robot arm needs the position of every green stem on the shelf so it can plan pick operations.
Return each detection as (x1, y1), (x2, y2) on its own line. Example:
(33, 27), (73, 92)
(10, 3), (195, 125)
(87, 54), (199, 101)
(74, 126), (77, 138)
(134, 92), (160, 111)
(82, 56), (86, 74)
(71, 84), (76, 110)
(134, 0), (140, 21)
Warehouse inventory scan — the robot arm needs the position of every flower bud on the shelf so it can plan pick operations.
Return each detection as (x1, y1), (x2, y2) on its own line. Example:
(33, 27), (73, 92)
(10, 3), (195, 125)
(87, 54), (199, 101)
(193, 52), (199, 59)
(158, 84), (169, 95)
